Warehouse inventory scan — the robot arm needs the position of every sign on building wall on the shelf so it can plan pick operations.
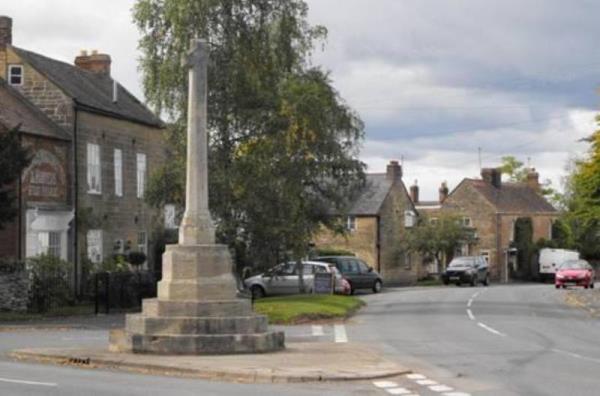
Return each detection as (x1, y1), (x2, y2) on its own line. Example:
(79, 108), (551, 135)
(21, 148), (67, 201)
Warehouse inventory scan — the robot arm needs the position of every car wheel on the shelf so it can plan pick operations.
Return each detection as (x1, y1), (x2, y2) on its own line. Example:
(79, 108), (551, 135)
(562, 284), (567, 289)
(372, 280), (382, 293)
(470, 276), (476, 287)
(456, 281), (461, 287)
(250, 285), (265, 299)
(591, 282), (595, 289)
(482, 275), (489, 286)
(555, 284), (560, 289)
(443, 280), (449, 286)
(348, 282), (355, 295)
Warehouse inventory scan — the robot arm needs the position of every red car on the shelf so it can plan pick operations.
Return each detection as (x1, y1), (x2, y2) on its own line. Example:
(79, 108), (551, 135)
(555, 259), (596, 289)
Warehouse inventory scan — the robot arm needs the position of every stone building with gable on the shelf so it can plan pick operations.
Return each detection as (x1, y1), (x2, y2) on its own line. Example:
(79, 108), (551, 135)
(313, 161), (423, 285)
(0, 16), (165, 290)
(426, 167), (558, 282)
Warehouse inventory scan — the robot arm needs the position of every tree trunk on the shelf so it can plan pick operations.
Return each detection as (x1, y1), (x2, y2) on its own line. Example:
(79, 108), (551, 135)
(296, 258), (306, 294)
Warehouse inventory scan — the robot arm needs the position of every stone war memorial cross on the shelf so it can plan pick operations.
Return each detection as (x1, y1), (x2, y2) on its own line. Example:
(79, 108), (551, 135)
(109, 39), (284, 354)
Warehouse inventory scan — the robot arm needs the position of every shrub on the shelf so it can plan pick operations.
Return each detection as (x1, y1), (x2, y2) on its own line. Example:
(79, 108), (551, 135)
(0, 258), (25, 274)
(314, 248), (356, 257)
(27, 254), (73, 312)
(127, 251), (147, 267)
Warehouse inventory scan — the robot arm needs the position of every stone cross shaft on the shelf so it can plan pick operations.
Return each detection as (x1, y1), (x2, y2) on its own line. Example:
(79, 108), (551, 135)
(179, 39), (215, 245)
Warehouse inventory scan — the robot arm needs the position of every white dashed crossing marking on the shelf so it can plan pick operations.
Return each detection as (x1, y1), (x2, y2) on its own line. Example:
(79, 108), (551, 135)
(0, 377), (57, 387)
(311, 325), (324, 336)
(443, 393), (471, 396)
(333, 324), (348, 343)
(430, 384), (454, 392)
(406, 373), (426, 380)
(386, 388), (413, 395)
(416, 379), (437, 386)
(373, 381), (398, 388)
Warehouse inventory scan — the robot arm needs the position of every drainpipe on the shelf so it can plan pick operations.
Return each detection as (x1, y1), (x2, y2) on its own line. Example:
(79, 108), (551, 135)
(72, 103), (79, 297)
(376, 215), (381, 273)
(17, 130), (23, 260)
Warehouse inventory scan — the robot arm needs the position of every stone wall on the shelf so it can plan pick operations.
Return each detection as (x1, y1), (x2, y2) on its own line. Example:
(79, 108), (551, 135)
(378, 182), (419, 285)
(1, 47), (74, 128)
(0, 271), (29, 312)
(313, 216), (379, 270)
(76, 112), (165, 271)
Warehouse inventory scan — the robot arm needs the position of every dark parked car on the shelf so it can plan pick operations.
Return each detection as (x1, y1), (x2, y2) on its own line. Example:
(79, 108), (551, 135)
(315, 256), (382, 294)
(442, 256), (489, 287)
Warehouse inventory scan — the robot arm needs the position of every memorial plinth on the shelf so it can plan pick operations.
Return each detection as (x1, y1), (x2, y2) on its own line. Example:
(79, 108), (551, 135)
(109, 39), (284, 355)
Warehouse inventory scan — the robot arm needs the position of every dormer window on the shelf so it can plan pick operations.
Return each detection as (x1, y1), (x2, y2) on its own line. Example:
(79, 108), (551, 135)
(8, 64), (23, 86)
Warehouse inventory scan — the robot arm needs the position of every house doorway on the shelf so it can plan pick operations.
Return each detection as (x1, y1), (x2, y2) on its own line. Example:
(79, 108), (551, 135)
(511, 217), (534, 280)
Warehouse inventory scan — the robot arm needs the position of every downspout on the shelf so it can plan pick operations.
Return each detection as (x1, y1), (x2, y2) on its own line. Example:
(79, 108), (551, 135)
(376, 215), (381, 273)
(17, 131), (23, 260)
(72, 103), (79, 297)
(496, 213), (503, 283)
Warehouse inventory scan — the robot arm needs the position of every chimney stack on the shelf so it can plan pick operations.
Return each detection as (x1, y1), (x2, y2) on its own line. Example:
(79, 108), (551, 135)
(481, 167), (502, 189)
(410, 180), (419, 204)
(74, 49), (111, 76)
(386, 160), (402, 182)
(527, 168), (540, 192)
(439, 181), (449, 203)
(0, 16), (12, 50)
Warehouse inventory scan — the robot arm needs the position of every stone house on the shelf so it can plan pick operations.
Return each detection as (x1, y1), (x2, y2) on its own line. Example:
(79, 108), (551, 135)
(313, 161), (422, 285)
(438, 167), (557, 282)
(0, 16), (165, 290)
(0, 79), (72, 262)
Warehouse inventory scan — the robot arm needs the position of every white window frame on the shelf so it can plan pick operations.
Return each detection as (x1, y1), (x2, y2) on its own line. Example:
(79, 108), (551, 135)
(404, 210), (416, 228)
(38, 232), (60, 257)
(87, 229), (103, 264)
(87, 143), (102, 194)
(136, 153), (146, 199)
(8, 64), (23, 86)
(114, 148), (123, 197)
(346, 216), (356, 232)
(164, 204), (177, 229)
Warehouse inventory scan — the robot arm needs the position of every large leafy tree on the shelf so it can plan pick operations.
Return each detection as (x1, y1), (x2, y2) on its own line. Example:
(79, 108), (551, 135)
(0, 125), (32, 229)
(558, 120), (600, 259)
(135, 0), (365, 270)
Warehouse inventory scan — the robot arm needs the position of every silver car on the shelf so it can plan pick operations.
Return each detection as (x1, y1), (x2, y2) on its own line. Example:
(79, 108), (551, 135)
(244, 261), (346, 298)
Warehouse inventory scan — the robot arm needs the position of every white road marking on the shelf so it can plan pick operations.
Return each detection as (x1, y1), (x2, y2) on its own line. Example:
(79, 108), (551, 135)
(311, 325), (324, 336)
(443, 393), (472, 396)
(373, 381), (398, 388)
(477, 322), (506, 337)
(416, 379), (437, 385)
(467, 299), (473, 307)
(406, 373), (426, 380)
(430, 385), (454, 392)
(333, 324), (348, 343)
(0, 377), (57, 387)
(386, 387), (413, 395)
(551, 348), (600, 364)
(466, 309), (475, 320)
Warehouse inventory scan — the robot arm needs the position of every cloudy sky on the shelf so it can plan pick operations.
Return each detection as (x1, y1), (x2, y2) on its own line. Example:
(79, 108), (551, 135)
(4, 0), (599, 199)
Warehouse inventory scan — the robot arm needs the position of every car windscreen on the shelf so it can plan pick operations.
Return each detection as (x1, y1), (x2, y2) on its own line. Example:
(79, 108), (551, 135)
(559, 260), (589, 270)
(449, 258), (475, 268)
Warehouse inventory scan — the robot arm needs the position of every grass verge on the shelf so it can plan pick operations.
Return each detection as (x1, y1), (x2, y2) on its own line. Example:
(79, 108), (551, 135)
(0, 304), (95, 322)
(253, 294), (365, 324)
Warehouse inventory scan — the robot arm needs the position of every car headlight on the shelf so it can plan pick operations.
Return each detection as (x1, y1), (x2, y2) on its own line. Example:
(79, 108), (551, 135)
(556, 273), (565, 279)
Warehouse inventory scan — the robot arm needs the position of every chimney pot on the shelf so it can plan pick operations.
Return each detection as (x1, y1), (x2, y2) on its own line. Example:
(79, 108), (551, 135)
(527, 168), (540, 192)
(481, 167), (502, 188)
(386, 160), (403, 182)
(74, 51), (111, 76)
(439, 181), (449, 203)
(0, 16), (13, 50)
(410, 180), (419, 204)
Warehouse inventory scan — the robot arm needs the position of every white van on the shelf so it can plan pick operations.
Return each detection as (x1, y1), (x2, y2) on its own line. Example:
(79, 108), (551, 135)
(539, 248), (580, 281)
